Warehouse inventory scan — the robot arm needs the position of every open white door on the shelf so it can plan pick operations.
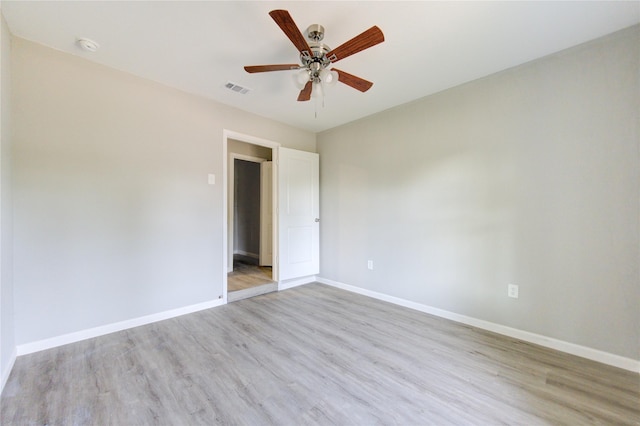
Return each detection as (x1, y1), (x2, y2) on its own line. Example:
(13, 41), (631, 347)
(278, 148), (319, 280)
(259, 161), (273, 266)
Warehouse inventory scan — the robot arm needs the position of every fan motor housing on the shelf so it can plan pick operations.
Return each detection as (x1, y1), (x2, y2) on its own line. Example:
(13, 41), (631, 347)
(301, 43), (332, 68)
(300, 24), (332, 70)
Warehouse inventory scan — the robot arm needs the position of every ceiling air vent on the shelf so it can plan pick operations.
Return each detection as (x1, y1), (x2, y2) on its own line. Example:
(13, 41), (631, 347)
(225, 81), (251, 95)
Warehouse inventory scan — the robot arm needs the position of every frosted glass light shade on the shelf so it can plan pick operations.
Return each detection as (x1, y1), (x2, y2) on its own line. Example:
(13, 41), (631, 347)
(293, 69), (310, 89)
(319, 69), (339, 87)
(328, 70), (339, 87)
(311, 82), (323, 98)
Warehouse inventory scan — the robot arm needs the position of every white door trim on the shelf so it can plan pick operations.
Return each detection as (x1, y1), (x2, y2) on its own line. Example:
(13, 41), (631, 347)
(222, 130), (280, 303)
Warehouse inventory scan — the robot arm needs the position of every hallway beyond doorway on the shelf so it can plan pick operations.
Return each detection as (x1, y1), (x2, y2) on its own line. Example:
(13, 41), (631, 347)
(228, 256), (276, 302)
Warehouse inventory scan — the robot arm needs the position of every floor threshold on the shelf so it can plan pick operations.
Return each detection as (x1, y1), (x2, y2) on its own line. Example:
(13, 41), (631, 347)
(228, 282), (278, 302)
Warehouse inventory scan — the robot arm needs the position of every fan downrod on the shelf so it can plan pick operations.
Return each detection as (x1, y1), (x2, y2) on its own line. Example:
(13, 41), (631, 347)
(306, 24), (325, 42)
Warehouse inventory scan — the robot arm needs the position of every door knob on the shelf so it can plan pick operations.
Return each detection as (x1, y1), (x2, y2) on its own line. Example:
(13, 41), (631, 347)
(315, 218), (320, 222)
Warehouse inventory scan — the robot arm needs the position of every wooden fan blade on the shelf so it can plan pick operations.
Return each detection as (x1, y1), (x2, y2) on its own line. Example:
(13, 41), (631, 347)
(333, 69), (373, 92)
(297, 80), (312, 102)
(326, 26), (384, 63)
(269, 10), (312, 59)
(244, 64), (300, 73)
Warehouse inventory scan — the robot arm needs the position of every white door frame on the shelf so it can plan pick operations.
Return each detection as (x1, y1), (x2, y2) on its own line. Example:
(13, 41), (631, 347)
(222, 130), (280, 303)
(228, 153), (266, 273)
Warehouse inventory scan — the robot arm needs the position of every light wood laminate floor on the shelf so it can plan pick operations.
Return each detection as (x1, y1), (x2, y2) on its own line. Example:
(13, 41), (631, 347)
(228, 259), (274, 292)
(2, 283), (638, 425)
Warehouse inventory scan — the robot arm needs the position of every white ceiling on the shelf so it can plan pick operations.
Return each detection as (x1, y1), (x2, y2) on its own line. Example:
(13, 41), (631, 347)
(2, 1), (639, 133)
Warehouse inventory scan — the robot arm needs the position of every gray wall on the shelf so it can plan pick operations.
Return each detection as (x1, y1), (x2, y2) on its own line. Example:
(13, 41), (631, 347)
(234, 159), (261, 258)
(317, 26), (639, 360)
(0, 11), (15, 388)
(12, 37), (315, 345)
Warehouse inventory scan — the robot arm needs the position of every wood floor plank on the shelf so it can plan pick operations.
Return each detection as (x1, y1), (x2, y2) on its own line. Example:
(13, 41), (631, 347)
(2, 283), (638, 425)
(228, 260), (274, 292)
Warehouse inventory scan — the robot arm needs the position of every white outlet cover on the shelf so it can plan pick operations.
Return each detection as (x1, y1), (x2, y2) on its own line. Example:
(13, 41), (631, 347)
(508, 284), (519, 299)
(208, 174), (215, 185)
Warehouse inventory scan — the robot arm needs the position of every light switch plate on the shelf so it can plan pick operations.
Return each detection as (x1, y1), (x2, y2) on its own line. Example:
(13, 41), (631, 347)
(208, 174), (215, 185)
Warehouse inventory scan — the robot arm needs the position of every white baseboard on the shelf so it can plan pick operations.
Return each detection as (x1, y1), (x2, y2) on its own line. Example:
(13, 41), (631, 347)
(1, 346), (17, 395)
(278, 275), (316, 291)
(317, 277), (640, 374)
(16, 298), (225, 356)
(234, 250), (259, 259)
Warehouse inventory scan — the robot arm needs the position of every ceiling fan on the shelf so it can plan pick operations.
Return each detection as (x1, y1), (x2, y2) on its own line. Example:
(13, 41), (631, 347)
(244, 10), (384, 102)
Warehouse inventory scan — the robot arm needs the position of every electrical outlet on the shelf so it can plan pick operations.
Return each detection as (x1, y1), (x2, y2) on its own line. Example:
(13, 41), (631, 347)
(367, 260), (373, 270)
(508, 284), (519, 299)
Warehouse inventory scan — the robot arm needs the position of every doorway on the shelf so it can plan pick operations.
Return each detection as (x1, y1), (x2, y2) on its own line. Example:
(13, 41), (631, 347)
(227, 140), (276, 302)
(223, 130), (320, 304)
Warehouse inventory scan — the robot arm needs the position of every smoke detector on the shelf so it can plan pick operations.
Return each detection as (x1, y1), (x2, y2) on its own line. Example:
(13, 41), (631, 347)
(76, 38), (99, 52)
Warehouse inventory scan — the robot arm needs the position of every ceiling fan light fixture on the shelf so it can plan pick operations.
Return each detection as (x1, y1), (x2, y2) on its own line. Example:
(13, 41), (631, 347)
(293, 69), (310, 89)
(311, 82), (324, 99)
(320, 69), (339, 87)
(244, 10), (384, 104)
